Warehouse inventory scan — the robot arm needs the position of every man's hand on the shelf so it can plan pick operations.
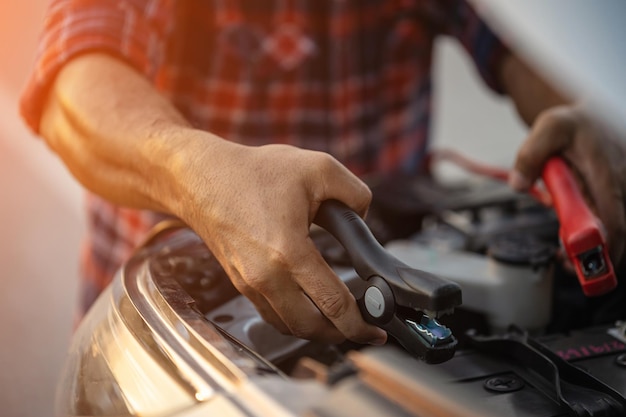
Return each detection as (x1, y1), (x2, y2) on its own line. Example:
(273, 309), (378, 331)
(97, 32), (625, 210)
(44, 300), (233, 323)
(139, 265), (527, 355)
(509, 104), (626, 269)
(168, 139), (388, 345)
(499, 54), (626, 269)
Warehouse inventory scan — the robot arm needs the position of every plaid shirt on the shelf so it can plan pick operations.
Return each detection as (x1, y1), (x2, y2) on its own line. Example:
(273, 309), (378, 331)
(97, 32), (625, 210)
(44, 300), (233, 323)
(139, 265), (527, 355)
(20, 0), (507, 316)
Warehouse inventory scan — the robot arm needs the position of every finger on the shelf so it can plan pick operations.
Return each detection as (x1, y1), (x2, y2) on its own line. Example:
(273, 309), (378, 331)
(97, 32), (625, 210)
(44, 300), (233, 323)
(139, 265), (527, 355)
(245, 291), (292, 335)
(264, 280), (347, 344)
(229, 248), (349, 343)
(292, 238), (388, 345)
(226, 270), (291, 334)
(510, 107), (576, 191)
(309, 152), (372, 218)
(240, 262), (348, 343)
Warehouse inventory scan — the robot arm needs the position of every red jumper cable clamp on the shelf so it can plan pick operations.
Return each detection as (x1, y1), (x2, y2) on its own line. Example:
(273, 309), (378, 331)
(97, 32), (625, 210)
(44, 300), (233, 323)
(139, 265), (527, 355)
(542, 156), (617, 297)
(430, 149), (617, 297)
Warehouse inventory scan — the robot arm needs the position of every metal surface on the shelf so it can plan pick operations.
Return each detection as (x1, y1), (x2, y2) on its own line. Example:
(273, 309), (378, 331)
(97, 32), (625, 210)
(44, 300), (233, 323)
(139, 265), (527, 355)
(56, 217), (626, 416)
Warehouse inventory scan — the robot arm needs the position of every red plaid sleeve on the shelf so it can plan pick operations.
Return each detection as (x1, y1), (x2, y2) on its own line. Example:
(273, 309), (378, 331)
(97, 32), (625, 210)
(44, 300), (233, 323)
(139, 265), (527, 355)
(428, 0), (509, 94)
(19, 0), (173, 134)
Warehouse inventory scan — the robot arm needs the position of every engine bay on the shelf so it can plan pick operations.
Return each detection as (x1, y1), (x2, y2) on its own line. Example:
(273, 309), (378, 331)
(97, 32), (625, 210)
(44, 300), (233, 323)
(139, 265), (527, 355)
(137, 173), (626, 416)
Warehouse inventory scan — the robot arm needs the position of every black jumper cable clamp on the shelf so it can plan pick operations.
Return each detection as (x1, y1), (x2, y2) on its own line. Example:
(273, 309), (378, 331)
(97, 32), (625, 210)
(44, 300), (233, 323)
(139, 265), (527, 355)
(314, 199), (462, 364)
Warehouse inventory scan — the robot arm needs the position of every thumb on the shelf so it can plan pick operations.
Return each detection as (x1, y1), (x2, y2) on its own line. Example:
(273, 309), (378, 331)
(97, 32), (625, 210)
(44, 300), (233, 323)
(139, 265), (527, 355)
(509, 107), (576, 191)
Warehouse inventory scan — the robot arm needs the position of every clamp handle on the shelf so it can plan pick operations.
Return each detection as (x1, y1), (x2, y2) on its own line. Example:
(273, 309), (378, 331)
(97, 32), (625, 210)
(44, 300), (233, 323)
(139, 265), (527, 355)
(314, 199), (460, 363)
(542, 157), (617, 296)
(314, 199), (462, 313)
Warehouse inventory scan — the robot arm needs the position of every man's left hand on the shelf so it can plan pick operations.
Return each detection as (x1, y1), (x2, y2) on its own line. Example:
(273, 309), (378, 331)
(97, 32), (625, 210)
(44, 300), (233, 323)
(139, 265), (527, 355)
(509, 104), (626, 270)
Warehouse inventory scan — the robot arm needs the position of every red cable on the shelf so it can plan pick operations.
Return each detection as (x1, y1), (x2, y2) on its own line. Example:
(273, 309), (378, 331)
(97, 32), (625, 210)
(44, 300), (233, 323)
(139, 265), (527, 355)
(428, 148), (553, 206)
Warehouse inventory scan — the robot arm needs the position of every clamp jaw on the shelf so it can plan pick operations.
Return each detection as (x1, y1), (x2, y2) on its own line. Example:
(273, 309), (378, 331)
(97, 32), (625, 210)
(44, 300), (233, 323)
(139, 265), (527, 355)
(315, 200), (462, 364)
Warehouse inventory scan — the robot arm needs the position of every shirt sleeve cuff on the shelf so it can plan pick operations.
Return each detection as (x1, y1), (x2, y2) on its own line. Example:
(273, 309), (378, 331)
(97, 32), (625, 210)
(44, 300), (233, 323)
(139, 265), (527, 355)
(19, 1), (167, 134)
(467, 18), (510, 95)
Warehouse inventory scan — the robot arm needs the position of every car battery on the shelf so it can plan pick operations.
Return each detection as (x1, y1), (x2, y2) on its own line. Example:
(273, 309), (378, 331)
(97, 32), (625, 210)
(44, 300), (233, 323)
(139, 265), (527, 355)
(449, 325), (626, 416)
(309, 324), (626, 417)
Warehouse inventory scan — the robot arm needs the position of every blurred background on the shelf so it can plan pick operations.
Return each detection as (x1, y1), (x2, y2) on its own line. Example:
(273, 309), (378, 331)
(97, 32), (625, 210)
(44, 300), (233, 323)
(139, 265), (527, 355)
(0, 1), (526, 416)
(0, 1), (83, 416)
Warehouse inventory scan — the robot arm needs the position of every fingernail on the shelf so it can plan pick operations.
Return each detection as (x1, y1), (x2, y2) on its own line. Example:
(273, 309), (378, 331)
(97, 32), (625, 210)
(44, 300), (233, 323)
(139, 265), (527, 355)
(369, 332), (388, 346)
(509, 170), (532, 191)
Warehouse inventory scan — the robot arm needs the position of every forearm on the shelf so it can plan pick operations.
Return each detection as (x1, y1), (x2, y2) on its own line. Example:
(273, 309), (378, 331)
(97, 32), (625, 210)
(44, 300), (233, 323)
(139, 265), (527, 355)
(38, 52), (387, 344)
(499, 53), (570, 125)
(40, 52), (227, 216)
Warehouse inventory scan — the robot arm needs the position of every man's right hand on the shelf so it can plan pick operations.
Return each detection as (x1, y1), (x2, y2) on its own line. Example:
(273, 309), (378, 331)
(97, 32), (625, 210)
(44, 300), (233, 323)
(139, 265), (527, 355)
(173, 138), (387, 345)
